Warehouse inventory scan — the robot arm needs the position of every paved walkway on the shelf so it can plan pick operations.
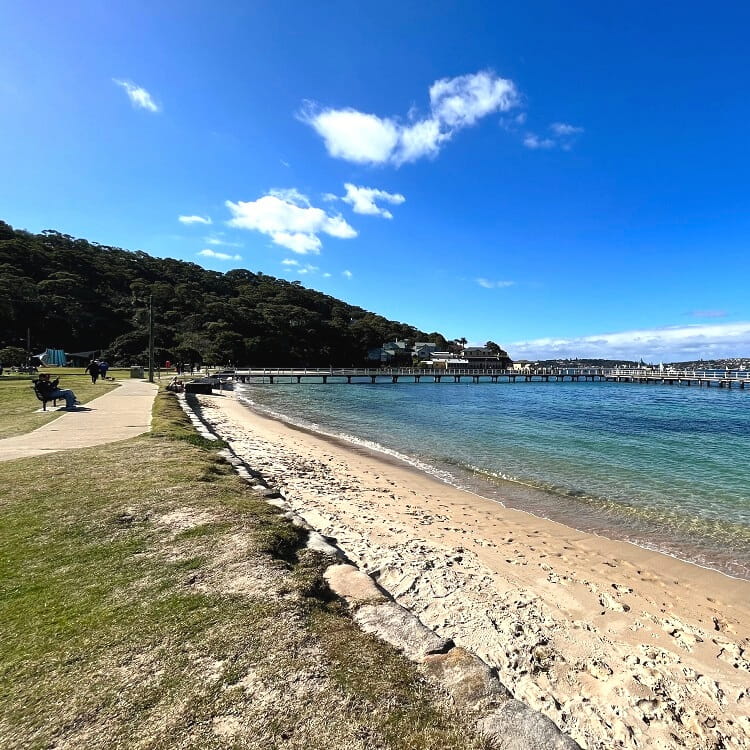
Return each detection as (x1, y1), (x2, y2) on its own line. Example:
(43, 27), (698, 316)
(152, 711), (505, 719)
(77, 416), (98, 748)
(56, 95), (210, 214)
(0, 379), (158, 462)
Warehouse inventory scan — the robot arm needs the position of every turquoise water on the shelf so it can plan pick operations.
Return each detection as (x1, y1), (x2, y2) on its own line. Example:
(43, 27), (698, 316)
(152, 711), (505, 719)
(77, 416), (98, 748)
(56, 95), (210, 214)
(235, 380), (750, 578)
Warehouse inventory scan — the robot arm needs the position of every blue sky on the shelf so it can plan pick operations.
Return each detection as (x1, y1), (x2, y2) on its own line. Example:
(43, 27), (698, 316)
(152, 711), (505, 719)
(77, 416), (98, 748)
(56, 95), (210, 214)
(2, 1), (750, 361)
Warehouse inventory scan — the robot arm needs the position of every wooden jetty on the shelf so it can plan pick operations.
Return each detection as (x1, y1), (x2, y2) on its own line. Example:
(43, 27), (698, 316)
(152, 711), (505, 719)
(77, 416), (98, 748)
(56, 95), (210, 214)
(224, 367), (750, 389)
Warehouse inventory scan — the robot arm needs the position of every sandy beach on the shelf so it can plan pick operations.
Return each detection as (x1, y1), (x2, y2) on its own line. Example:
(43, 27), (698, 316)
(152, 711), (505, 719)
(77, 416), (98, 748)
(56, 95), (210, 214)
(196, 392), (750, 750)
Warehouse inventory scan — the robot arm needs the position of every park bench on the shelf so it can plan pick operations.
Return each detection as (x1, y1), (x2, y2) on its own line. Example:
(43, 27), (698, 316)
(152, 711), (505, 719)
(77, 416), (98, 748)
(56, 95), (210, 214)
(32, 382), (58, 411)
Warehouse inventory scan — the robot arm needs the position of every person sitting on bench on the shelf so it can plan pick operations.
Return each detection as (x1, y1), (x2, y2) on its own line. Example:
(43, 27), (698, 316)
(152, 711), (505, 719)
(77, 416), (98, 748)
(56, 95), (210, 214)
(166, 377), (184, 393)
(33, 373), (78, 410)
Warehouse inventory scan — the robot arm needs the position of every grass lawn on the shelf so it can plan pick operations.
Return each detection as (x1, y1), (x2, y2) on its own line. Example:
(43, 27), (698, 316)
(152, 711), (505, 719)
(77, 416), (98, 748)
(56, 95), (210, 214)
(0, 391), (489, 750)
(0, 376), (120, 439)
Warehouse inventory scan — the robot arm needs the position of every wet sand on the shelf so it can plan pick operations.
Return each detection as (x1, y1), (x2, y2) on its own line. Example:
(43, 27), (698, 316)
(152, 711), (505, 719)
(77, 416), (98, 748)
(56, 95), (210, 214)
(197, 392), (750, 750)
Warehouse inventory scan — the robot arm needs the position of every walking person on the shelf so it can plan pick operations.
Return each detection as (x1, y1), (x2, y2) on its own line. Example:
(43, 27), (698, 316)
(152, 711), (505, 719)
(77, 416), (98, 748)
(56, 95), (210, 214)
(33, 373), (78, 410)
(98, 359), (110, 379)
(84, 359), (101, 383)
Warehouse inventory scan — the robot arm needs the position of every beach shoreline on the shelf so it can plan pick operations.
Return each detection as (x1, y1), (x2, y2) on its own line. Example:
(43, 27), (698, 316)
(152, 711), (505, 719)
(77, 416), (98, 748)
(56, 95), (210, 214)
(196, 391), (750, 750)
(233, 382), (750, 582)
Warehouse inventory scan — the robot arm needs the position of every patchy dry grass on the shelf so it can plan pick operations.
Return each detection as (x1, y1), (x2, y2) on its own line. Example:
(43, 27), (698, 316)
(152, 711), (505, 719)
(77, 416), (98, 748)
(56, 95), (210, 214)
(0, 376), (118, 439)
(0, 391), (489, 749)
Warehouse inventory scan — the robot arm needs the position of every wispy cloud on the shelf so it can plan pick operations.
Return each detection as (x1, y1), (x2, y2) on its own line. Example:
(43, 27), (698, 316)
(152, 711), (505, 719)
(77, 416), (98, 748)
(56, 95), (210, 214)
(340, 184), (406, 219)
(550, 122), (584, 136)
(203, 236), (242, 247)
(301, 69), (520, 166)
(476, 278), (515, 289)
(689, 309), (728, 319)
(226, 188), (356, 255)
(524, 122), (584, 150)
(198, 248), (242, 261)
(523, 134), (555, 150)
(342, 270), (353, 279)
(113, 79), (160, 112)
(510, 322), (750, 362)
(179, 215), (212, 225)
(282, 260), (320, 276)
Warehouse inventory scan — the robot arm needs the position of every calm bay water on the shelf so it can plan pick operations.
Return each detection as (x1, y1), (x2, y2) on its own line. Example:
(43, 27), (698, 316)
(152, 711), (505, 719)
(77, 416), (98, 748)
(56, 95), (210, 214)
(235, 379), (750, 579)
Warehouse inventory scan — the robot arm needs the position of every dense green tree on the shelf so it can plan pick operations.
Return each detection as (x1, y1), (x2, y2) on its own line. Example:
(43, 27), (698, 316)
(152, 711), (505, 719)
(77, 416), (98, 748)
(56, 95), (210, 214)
(0, 220), (461, 366)
(0, 346), (27, 367)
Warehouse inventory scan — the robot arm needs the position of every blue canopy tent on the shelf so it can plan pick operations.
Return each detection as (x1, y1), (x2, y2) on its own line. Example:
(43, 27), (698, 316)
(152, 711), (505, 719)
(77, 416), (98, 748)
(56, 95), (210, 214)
(36, 348), (67, 367)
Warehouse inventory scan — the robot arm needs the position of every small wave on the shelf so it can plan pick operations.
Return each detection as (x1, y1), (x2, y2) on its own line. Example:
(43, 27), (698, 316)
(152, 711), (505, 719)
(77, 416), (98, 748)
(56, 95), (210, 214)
(235, 392), (474, 493)
(234, 388), (750, 581)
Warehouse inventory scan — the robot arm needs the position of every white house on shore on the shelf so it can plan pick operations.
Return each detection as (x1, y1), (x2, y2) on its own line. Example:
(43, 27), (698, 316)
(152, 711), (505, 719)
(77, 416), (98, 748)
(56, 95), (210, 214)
(367, 340), (512, 368)
(414, 342), (439, 360)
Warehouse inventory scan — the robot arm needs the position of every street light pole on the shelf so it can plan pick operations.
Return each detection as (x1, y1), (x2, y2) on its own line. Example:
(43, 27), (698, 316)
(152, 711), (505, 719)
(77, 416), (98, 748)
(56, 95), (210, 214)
(148, 294), (154, 383)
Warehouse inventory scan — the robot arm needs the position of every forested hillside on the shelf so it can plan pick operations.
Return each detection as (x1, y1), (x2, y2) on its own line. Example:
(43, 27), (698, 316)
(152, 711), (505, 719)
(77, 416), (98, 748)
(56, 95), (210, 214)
(0, 221), (448, 366)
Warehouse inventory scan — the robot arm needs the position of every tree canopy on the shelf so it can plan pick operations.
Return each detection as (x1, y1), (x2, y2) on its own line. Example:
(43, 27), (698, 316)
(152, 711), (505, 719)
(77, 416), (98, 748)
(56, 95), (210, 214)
(0, 220), (445, 366)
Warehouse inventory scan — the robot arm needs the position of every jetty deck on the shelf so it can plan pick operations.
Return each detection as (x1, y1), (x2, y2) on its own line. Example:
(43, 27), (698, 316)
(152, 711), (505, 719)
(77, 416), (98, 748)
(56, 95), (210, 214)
(225, 367), (750, 389)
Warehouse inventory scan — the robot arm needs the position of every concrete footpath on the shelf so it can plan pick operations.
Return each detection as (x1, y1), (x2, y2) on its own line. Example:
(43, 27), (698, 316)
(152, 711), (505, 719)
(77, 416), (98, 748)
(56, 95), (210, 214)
(0, 379), (158, 463)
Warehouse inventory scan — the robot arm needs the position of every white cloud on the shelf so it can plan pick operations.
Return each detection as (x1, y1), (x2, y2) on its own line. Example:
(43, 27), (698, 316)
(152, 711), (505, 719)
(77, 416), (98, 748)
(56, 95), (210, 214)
(225, 189), (357, 255)
(523, 122), (584, 150)
(397, 117), (447, 162)
(550, 122), (584, 136)
(271, 231), (322, 254)
(303, 107), (400, 164)
(179, 215), (212, 225)
(268, 187), (311, 205)
(282, 261), (320, 276)
(476, 278), (515, 289)
(341, 183), (405, 219)
(301, 69), (520, 166)
(204, 236), (242, 247)
(113, 79), (160, 112)
(342, 270), (353, 279)
(523, 133), (555, 150)
(322, 272), (332, 278)
(429, 71), (518, 129)
(198, 249), (242, 261)
(510, 322), (750, 362)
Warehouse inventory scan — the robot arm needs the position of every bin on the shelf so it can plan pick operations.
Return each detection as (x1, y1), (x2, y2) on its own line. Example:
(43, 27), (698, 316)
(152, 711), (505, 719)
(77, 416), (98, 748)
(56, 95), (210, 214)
(130, 366), (144, 378)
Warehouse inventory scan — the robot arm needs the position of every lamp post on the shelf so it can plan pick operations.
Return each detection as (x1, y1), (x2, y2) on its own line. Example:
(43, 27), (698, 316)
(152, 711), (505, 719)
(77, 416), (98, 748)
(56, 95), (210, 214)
(148, 294), (154, 383)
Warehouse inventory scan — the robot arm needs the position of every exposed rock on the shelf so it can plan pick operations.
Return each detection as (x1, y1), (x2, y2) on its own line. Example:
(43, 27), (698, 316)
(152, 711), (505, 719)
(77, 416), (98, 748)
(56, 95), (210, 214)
(305, 531), (343, 557)
(354, 601), (453, 661)
(479, 699), (581, 750)
(257, 488), (282, 499)
(324, 564), (388, 605)
(422, 646), (511, 713)
(283, 511), (312, 530)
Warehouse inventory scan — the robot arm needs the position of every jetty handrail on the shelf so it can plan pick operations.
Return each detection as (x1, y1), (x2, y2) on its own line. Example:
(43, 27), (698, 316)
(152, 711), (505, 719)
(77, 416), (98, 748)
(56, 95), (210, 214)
(233, 366), (750, 380)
